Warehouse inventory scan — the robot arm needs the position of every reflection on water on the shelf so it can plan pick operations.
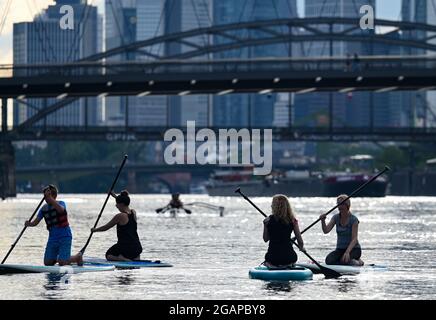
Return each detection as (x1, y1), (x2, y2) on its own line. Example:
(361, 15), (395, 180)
(336, 278), (358, 294)
(0, 195), (435, 300)
(263, 281), (293, 293)
(117, 274), (134, 286)
(42, 274), (70, 300)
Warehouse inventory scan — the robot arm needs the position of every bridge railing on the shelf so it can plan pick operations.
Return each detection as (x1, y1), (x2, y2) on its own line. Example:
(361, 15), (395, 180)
(3, 55), (436, 79)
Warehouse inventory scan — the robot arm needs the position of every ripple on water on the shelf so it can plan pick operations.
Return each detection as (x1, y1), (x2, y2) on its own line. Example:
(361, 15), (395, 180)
(0, 194), (435, 300)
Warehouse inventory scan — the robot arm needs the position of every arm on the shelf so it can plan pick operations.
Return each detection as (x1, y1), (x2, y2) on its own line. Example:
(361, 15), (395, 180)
(263, 217), (270, 242)
(293, 221), (305, 252)
(44, 191), (65, 214)
(345, 222), (359, 256)
(25, 216), (42, 227)
(320, 214), (335, 234)
(92, 214), (122, 233)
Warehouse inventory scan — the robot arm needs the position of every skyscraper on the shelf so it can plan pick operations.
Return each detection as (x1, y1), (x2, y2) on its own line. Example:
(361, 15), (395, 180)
(165, 0), (213, 127)
(402, 0), (436, 127)
(13, 0), (102, 126)
(212, 0), (298, 127)
(104, 0), (167, 126)
(294, 0), (375, 128)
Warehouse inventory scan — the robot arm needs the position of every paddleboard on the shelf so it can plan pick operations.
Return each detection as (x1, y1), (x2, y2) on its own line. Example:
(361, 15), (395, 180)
(249, 265), (313, 281)
(84, 257), (173, 268)
(0, 263), (115, 275)
(296, 262), (388, 275)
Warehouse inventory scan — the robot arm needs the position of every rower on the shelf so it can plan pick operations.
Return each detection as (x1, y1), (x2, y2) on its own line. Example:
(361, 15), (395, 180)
(169, 193), (183, 209)
(162, 193), (191, 215)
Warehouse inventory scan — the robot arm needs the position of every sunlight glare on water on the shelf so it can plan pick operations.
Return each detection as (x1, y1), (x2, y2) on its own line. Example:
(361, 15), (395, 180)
(0, 194), (435, 300)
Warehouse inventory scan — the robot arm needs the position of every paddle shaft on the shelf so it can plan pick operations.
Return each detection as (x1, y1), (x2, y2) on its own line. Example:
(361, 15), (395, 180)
(1, 197), (45, 264)
(80, 155), (128, 254)
(235, 188), (340, 278)
(298, 166), (390, 236)
(156, 205), (170, 213)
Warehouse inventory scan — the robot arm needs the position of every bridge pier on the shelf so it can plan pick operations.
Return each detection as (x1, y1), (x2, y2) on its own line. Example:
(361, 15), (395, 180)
(1, 98), (16, 199)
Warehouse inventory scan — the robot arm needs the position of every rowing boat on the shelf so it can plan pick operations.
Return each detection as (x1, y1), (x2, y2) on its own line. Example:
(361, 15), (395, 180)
(0, 263), (115, 275)
(84, 257), (173, 268)
(295, 262), (388, 275)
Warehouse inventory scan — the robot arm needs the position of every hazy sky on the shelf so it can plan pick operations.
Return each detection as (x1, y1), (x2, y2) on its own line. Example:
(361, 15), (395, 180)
(0, 0), (402, 64)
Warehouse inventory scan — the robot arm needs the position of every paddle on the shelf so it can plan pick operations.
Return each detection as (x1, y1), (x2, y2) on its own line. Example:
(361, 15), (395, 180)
(235, 187), (341, 279)
(156, 205), (169, 213)
(80, 155), (128, 255)
(1, 197), (45, 264)
(295, 166), (391, 238)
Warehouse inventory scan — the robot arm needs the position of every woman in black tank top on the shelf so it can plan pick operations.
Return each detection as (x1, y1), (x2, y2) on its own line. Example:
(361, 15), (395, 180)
(263, 195), (305, 268)
(91, 190), (143, 261)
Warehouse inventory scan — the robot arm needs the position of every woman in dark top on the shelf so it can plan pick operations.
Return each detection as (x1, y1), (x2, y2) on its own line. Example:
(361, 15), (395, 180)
(263, 195), (305, 268)
(320, 194), (364, 266)
(92, 190), (143, 261)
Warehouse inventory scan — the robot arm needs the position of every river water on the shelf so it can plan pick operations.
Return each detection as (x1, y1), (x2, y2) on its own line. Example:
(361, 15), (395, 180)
(0, 194), (435, 300)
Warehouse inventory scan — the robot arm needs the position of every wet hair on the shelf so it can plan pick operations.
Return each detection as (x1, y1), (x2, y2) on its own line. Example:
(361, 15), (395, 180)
(172, 193), (180, 199)
(271, 195), (296, 224)
(116, 190), (130, 206)
(43, 184), (58, 197)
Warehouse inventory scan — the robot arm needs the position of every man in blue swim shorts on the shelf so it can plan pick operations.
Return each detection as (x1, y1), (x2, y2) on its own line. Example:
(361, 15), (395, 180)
(25, 185), (83, 266)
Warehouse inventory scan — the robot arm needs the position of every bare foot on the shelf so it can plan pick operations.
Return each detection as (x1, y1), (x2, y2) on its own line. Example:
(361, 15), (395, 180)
(75, 252), (83, 266)
(350, 259), (364, 266)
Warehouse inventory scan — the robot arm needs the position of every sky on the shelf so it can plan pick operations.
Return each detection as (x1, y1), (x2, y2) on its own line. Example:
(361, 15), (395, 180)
(0, 0), (403, 65)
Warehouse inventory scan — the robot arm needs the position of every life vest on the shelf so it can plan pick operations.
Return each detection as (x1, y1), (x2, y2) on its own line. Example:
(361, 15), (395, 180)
(41, 205), (69, 230)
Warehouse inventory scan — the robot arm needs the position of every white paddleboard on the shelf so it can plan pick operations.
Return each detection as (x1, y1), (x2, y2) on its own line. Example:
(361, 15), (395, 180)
(296, 262), (388, 275)
(84, 257), (173, 268)
(0, 263), (115, 275)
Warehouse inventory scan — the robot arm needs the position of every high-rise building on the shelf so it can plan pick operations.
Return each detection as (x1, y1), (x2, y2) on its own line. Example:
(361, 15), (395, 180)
(402, 0), (436, 127)
(294, 0), (375, 128)
(165, 0), (213, 127)
(13, 0), (102, 126)
(104, 0), (167, 126)
(212, 0), (298, 128)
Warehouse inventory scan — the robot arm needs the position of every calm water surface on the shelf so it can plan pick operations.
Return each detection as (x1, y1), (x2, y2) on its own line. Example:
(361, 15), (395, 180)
(0, 194), (435, 300)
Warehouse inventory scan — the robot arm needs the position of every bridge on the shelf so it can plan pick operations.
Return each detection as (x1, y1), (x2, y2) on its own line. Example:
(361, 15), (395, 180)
(2, 56), (436, 99)
(2, 17), (436, 198)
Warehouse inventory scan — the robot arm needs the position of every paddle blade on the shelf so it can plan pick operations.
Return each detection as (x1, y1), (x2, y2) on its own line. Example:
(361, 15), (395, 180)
(185, 209), (192, 214)
(320, 266), (342, 279)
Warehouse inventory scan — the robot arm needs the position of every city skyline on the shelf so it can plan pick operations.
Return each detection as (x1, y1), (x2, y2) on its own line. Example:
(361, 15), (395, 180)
(0, 0), (404, 64)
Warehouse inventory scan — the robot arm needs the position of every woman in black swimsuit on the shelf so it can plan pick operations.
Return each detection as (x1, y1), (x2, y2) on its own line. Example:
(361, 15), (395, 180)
(263, 195), (305, 268)
(92, 190), (143, 261)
